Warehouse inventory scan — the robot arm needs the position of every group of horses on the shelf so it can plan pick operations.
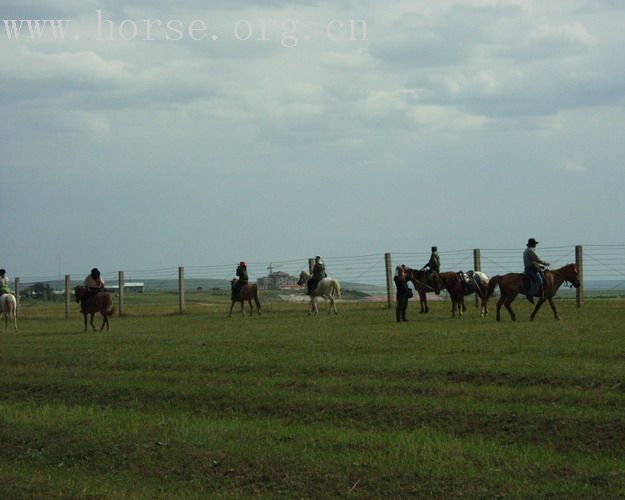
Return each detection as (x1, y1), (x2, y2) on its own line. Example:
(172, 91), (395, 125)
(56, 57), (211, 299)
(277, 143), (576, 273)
(0, 263), (580, 333)
(404, 263), (580, 321)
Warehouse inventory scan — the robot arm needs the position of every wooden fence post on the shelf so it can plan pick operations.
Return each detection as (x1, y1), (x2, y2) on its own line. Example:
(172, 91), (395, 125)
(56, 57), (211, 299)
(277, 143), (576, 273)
(118, 271), (125, 316)
(473, 249), (481, 307)
(65, 274), (71, 319)
(178, 267), (185, 314)
(576, 245), (584, 308)
(385, 253), (393, 309)
(14, 277), (20, 315)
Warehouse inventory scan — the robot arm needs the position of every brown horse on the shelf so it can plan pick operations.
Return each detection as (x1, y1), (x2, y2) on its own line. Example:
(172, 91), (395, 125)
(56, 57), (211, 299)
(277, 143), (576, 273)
(74, 286), (115, 332)
(438, 271), (492, 318)
(434, 272), (490, 319)
(404, 268), (442, 313)
(229, 281), (262, 317)
(485, 263), (580, 322)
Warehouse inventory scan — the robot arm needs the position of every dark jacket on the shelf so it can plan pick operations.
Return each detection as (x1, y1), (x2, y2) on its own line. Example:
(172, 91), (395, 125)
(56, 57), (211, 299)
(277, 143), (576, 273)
(425, 252), (440, 273)
(394, 275), (411, 298)
(312, 262), (326, 280)
(236, 266), (248, 284)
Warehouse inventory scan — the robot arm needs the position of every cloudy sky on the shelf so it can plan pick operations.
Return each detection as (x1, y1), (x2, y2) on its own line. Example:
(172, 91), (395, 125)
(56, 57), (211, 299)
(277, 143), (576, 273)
(2, 0), (625, 280)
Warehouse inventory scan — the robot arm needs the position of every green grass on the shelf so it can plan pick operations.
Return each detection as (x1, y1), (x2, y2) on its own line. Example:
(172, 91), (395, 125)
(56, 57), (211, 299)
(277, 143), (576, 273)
(1, 300), (624, 498)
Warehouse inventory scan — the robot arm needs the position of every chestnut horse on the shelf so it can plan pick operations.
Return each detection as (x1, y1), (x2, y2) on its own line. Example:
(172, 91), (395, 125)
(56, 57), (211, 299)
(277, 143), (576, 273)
(229, 281), (262, 317)
(74, 286), (115, 332)
(437, 271), (491, 319)
(404, 268), (442, 314)
(485, 263), (580, 322)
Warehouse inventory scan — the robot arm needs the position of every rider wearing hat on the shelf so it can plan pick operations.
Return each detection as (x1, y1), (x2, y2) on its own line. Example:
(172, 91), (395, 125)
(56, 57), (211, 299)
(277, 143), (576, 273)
(232, 261), (248, 301)
(307, 256), (327, 295)
(523, 238), (550, 303)
(83, 268), (105, 312)
(421, 246), (441, 294)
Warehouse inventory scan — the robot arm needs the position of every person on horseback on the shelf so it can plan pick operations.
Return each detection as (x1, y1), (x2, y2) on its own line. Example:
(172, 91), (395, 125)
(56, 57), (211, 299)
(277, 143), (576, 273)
(307, 256), (327, 295)
(421, 246), (441, 294)
(523, 238), (550, 304)
(0, 269), (11, 297)
(393, 265), (412, 322)
(232, 261), (248, 301)
(82, 268), (105, 312)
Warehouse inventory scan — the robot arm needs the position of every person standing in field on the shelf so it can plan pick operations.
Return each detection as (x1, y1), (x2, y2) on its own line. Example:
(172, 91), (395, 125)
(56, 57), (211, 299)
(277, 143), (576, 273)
(393, 265), (412, 322)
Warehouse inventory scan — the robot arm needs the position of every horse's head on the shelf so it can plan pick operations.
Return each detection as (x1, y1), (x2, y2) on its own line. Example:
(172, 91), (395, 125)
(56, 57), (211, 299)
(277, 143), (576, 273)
(562, 263), (581, 288)
(74, 286), (85, 303)
(297, 271), (310, 286)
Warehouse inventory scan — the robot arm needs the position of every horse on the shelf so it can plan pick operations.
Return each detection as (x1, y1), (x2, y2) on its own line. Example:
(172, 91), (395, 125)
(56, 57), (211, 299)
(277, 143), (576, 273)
(404, 268), (443, 314)
(229, 280), (262, 317)
(485, 263), (580, 322)
(297, 271), (342, 315)
(437, 271), (491, 319)
(74, 286), (115, 332)
(1, 293), (18, 332)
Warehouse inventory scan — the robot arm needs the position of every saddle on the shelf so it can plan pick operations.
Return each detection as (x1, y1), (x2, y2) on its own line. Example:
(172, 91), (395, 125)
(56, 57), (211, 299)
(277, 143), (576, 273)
(522, 271), (546, 297)
(457, 271), (475, 295)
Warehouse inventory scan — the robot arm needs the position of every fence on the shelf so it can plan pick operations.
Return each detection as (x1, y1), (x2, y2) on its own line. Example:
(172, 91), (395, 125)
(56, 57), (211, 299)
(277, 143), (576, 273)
(11, 244), (625, 318)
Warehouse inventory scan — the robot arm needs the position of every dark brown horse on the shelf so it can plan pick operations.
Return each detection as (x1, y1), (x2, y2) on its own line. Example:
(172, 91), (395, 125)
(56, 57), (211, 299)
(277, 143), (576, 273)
(404, 268), (442, 313)
(229, 281), (262, 317)
(74, 286), (115, 332)
(437, 271), (492, 318)
(485, 263), (580, 321)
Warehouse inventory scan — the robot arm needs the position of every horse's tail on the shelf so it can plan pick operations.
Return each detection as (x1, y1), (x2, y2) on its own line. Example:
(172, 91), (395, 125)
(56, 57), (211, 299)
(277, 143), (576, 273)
(6, 295), (17, 320)
(106, 294), (115, 316)
(486, 275), (502, 298)
(331, 280), (342, 299)
(253, 285), (261, 311)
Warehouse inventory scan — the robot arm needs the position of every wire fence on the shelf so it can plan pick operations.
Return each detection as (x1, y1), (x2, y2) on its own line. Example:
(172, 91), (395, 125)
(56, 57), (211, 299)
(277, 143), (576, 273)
(11, 244), (625, 318)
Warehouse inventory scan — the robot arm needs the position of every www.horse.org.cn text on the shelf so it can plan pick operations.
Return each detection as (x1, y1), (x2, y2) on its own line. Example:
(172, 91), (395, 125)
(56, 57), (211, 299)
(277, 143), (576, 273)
(1, 11), (368, 48)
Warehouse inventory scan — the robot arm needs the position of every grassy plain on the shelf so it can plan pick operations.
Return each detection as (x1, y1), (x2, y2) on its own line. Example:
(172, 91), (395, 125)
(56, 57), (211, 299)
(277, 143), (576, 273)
(1, 298), (624, 498)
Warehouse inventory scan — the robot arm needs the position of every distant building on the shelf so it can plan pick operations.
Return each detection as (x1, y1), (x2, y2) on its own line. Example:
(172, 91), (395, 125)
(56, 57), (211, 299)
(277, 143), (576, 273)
(258, 271), (299, 290)
(106, 282), (145, 293)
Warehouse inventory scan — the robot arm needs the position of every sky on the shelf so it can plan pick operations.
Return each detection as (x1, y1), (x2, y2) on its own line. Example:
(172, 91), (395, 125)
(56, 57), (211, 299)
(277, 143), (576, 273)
(2, 0), (625, 280)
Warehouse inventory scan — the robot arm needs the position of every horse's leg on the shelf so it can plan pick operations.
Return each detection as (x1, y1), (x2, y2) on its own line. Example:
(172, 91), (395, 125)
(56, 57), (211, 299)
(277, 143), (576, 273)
(530, 298), (547, 321)
(547, 297), (560, 320)
(83, 313), (88, 332)
(100, 314), (107, 332)
(496, 296), (505, 322)
(90, 313), (97, 331)
(504, 296), (517, 322)
(248, 300), (253, 316)
(240, 301), (245, 317)
(229, 301), (235, 318)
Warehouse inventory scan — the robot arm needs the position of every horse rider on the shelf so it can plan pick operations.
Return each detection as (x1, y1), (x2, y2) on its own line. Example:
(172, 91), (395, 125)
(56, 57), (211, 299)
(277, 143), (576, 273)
(523, 238), (550, 303)
(232, 261), (248, 301)
(82, 268), (106, 312)
(421, 246), (441, 294)
(393, 265), (412, 322)
(307, 256), (327, 295)
(0, 269), (11, 298)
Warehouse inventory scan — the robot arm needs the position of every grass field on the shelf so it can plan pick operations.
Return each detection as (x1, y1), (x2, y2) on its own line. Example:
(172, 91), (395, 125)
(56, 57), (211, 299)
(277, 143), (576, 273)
(1, 299), (624, 498)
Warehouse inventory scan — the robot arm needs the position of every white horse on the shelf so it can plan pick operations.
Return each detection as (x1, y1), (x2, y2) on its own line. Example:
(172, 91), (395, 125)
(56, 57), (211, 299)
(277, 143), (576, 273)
(467, 270), (490, 318)
(297, 271), (342, 315)
(1, 293), (18, 332)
